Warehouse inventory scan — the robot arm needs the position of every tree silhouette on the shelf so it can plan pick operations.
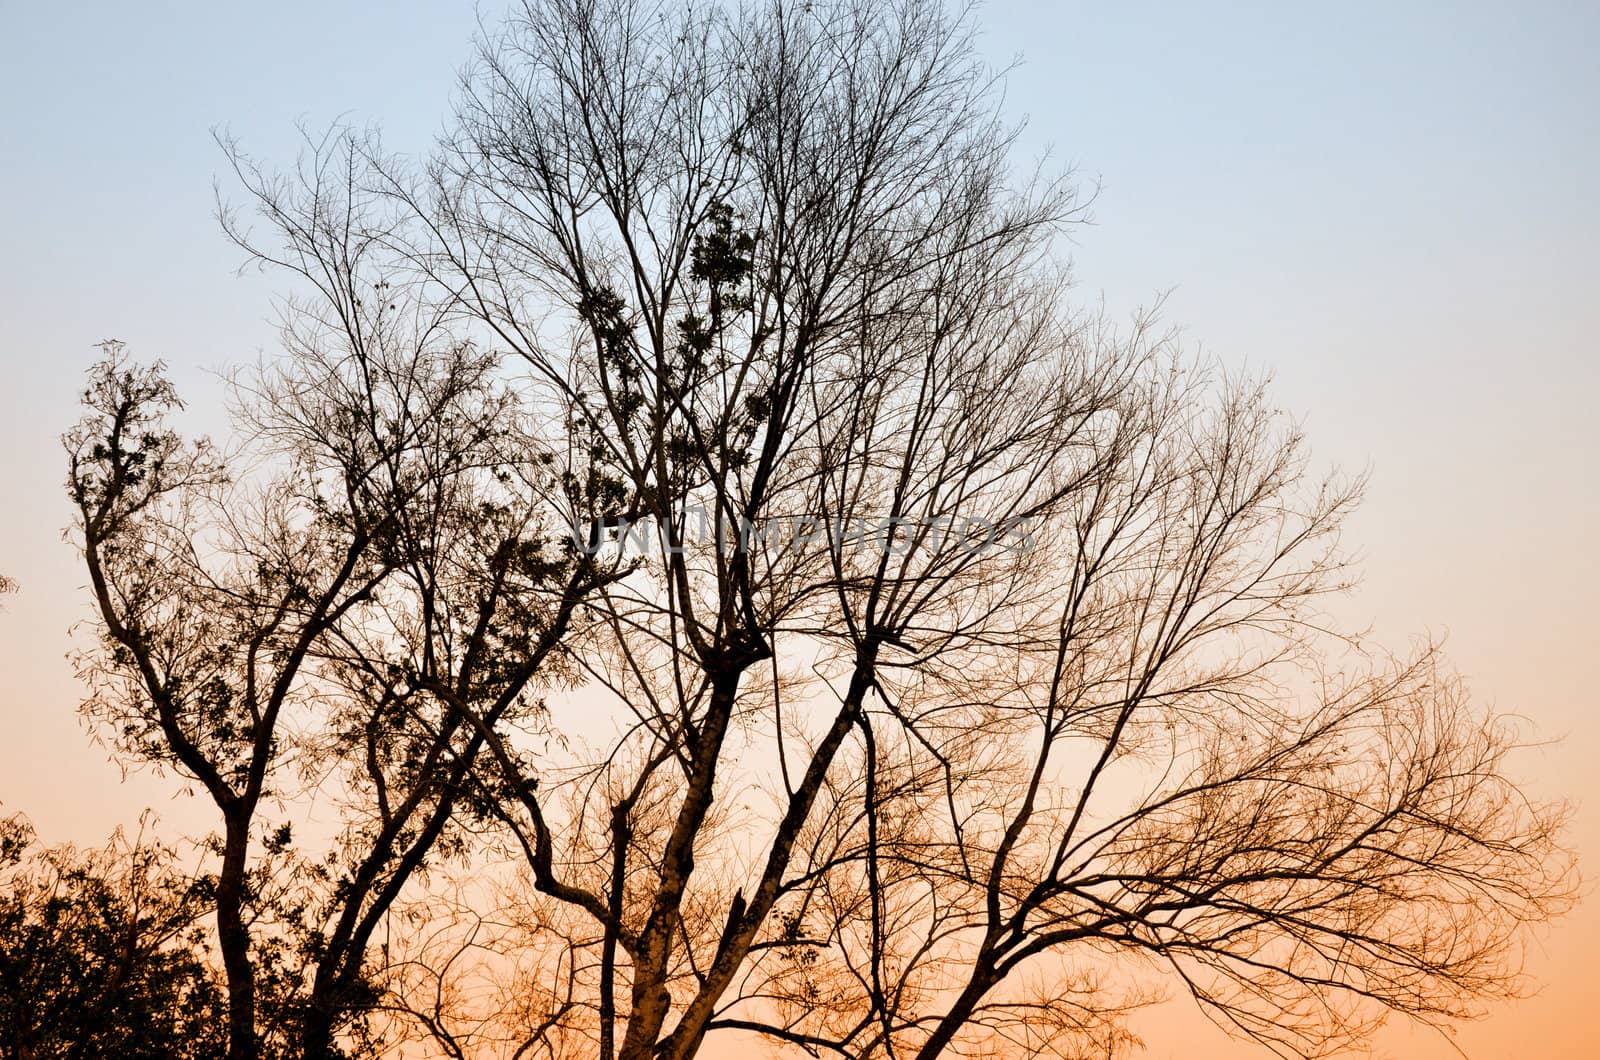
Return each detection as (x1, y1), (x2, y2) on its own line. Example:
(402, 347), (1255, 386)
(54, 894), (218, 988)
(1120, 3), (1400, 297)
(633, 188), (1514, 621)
(357, 1), (1572, 1057)
(64, 1), (1576, 1058)
(0, 811), (227, 1060)
(66, 262), (619, 1057)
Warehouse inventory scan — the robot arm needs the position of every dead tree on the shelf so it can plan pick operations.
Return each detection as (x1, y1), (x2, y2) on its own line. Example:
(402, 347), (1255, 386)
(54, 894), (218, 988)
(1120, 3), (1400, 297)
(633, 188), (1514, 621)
(345, 1), (1576, 1057)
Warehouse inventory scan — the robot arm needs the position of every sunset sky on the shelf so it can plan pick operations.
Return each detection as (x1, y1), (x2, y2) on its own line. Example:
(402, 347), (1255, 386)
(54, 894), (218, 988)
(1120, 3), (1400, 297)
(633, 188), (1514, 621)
(1, 2), (1595, 1057)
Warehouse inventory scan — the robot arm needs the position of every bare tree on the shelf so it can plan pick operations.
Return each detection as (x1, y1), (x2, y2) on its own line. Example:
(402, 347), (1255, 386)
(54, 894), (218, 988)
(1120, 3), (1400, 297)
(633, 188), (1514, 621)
(343, 1), (1577, 1058)
(65, 2), (1575, 1058)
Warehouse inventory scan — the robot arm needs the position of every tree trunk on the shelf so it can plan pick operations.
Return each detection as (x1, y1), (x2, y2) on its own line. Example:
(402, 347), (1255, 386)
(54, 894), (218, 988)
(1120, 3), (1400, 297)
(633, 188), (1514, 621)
(913, 972), (995, 1060)
(216, 816), (257, 1060)
(301, 1005), (337, 1060)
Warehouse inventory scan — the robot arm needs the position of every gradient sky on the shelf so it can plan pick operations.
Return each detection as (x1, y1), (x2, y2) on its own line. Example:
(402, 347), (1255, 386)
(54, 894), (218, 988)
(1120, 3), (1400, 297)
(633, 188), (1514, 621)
(1, 2), (1595, 1057)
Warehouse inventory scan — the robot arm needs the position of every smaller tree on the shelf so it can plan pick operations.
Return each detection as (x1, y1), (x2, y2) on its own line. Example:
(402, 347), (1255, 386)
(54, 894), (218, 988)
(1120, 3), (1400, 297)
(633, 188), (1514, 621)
(66, 137), (623, 1054)
(0, 810), (227, 1060)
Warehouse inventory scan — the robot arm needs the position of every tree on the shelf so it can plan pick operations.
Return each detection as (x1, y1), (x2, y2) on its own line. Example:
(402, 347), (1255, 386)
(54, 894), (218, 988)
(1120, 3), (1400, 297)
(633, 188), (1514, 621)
(0, 810), (227, 1060)
(338, 1), (1572, 1058)
(65, 167), (619, 1058)
(66, 1), (1575, 1058)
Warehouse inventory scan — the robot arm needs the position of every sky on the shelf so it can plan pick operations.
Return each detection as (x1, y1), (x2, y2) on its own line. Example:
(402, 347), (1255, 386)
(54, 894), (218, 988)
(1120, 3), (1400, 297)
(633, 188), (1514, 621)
(1, 1), (1596, 1057)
